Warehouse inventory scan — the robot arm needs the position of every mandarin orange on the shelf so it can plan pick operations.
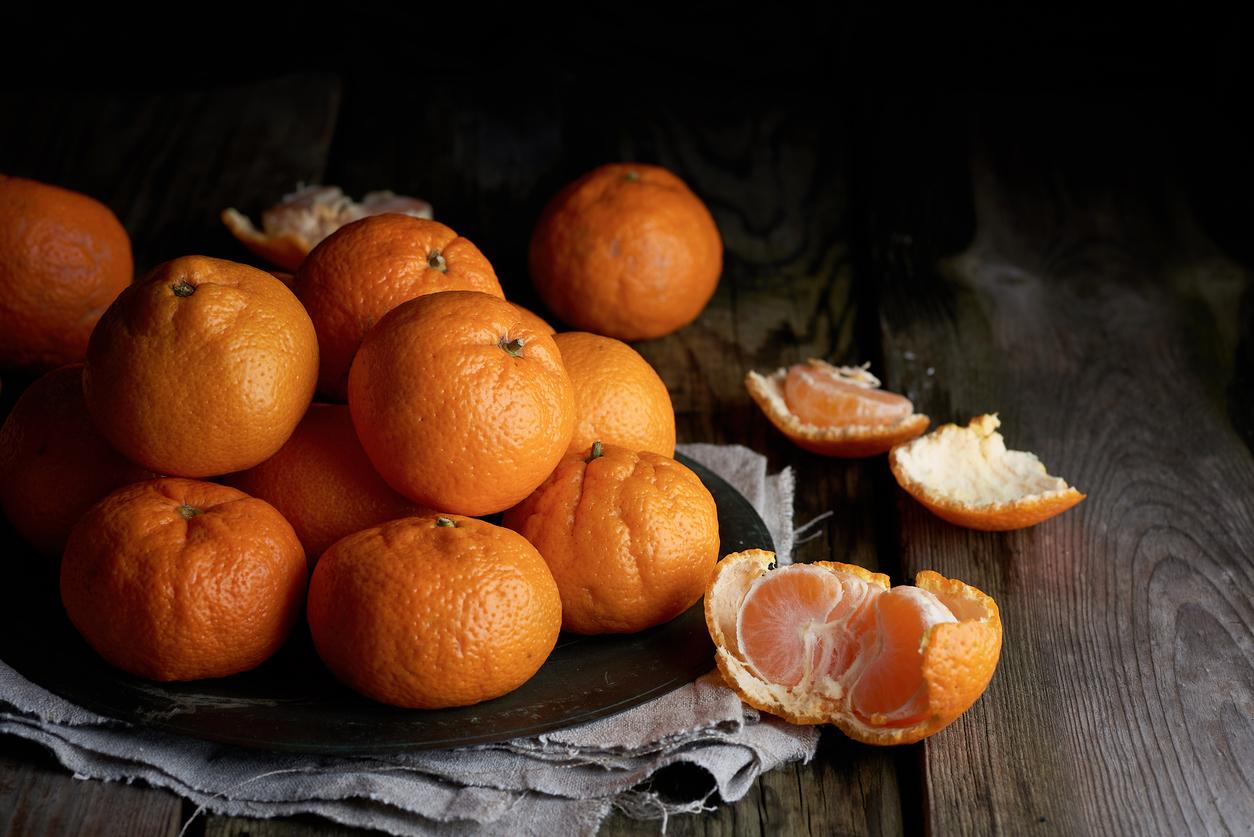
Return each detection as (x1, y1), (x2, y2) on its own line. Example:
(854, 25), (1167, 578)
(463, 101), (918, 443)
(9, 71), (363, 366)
(553, 332), (675, 458)
(294, 214), (504, 399)
(503, 442), (719, 634)
(0, 364), (155, 556)
(705, 550), (1002, 745)
(529, 163), (722, 341)
(0, 175), (132, 371)
(83, 256), (318, 477)
(60, 478), (307, 681)
(348, 290), (574, 516)
(225, 404), (429, 559)
(222, 185), (433, 272)
(307, 514), (561, 708)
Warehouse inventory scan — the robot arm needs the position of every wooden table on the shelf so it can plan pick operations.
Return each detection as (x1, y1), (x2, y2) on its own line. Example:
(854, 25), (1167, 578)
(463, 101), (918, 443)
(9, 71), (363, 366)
(2, 25), (1251, 835)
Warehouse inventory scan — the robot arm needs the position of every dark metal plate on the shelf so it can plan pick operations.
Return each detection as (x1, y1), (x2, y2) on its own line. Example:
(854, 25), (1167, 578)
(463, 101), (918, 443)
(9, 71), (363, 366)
(0, 452), (772, 753)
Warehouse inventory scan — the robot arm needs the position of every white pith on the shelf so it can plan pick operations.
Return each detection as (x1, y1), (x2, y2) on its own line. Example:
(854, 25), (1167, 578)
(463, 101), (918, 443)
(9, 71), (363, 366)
(890, 414), (1076, 508)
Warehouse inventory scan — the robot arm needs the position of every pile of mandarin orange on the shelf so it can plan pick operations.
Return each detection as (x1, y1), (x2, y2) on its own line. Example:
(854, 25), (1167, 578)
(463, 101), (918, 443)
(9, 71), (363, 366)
(0, 163), (1082, 744)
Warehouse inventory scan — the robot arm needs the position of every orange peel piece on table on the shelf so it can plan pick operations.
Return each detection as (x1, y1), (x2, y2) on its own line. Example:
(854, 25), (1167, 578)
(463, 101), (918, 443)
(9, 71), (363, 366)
(704, 549), (1002, 745)
(745, 360), (930, 457)
(222, 185), (433, 272)
(888, 413), (1085, 531)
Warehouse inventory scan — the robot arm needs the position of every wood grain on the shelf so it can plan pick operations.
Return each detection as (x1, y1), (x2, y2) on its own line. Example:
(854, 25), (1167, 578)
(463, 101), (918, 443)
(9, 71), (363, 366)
(866, 92), (1254, 834)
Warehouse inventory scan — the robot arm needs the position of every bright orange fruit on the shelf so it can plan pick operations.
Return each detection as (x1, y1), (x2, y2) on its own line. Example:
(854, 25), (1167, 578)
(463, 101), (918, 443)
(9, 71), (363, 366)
(705, 550), (1002, 745)
(746, 360), (929, 457)
(307, 514), (561, 708)
(553, 331), (675, 458)
(0, 175), (133, 372)
(60, 478), (307, 681)
(83, 256), (318, 477)
(224, 404), (429, 559)
(0, 364), (155, 557)
(888, 414), (1085, 530)
(294, 214), (504, 400)
(348, 290), (574, 516)
(503, 442), (719, 634)
(529, 163), (722, 341)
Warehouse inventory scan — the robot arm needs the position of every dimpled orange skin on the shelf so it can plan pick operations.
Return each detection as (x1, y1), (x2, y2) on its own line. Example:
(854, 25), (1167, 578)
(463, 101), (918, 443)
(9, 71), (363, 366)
(502, 443), (720, 634)
(0, 364), (155, 557)
(306, 514), (562, 708)
(294, 214), (505, 400)
(83, 256), (319, 478)
(60, 478), (308, 682)
(0, 175), (133, 371)
(553, 332), (676, 458)
(348, 290), (575, 516)
(528, 163), (723, 341)
(224, 404), (430, 559)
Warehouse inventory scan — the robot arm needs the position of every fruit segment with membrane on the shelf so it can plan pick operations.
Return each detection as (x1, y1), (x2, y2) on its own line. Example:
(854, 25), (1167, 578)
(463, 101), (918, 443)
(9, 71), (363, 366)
(746, 360), (929, 457)
(705, 550), (1001, 745)
(783, 362), (913, 427)
(888, 413), (1085, 530)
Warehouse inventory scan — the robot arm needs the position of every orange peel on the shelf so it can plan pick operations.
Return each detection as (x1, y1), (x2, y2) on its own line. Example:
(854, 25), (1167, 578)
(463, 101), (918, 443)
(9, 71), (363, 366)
(745, 360), (929, 457)
(888, 414), (1085, 531)
(222, 185), (433, 271)
(704, 549), (1002, 745)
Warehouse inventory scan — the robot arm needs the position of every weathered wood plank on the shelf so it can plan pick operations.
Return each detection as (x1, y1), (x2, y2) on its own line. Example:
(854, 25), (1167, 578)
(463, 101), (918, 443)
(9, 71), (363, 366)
(867, 92), (1254, 834)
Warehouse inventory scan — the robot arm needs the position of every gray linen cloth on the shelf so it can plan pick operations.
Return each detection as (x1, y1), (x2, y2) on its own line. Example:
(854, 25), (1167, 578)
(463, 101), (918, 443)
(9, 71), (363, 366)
(0, 444), (818, 835)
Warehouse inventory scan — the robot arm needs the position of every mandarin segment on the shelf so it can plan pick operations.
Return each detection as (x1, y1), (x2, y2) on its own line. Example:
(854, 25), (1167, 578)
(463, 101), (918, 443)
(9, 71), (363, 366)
(704, 550), (1002, 745)
(59, 478), (308, 682)
(0, 175), (133, 372)
(529, 163), (723, 341)
(82, 256), (318, 477)
(746, 360), (929, 457)
(294, 214), (504, 400)
(502, 443), (719, 634)
(306, 514), (561, 709)
(888, 414), (1085, 530)
(348, 290), (574, 516)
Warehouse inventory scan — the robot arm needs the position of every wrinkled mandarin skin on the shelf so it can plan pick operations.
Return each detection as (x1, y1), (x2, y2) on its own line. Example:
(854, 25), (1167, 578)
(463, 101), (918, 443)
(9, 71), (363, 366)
(307, 515), (561, 709)
(294, 214), (504, 400)
(60, 478), (307, 682)
(83, 256), (318, 478)
(529, 163), (722, 341)
(554, 331), (676, 458)
(348, 290), (574, 517)
(0, 365), (155, 557)
(503, 443), (719, 634)
(0, 175), (133, 372)
(225, 404), (429, 559)
(784, 363), (913, 427)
